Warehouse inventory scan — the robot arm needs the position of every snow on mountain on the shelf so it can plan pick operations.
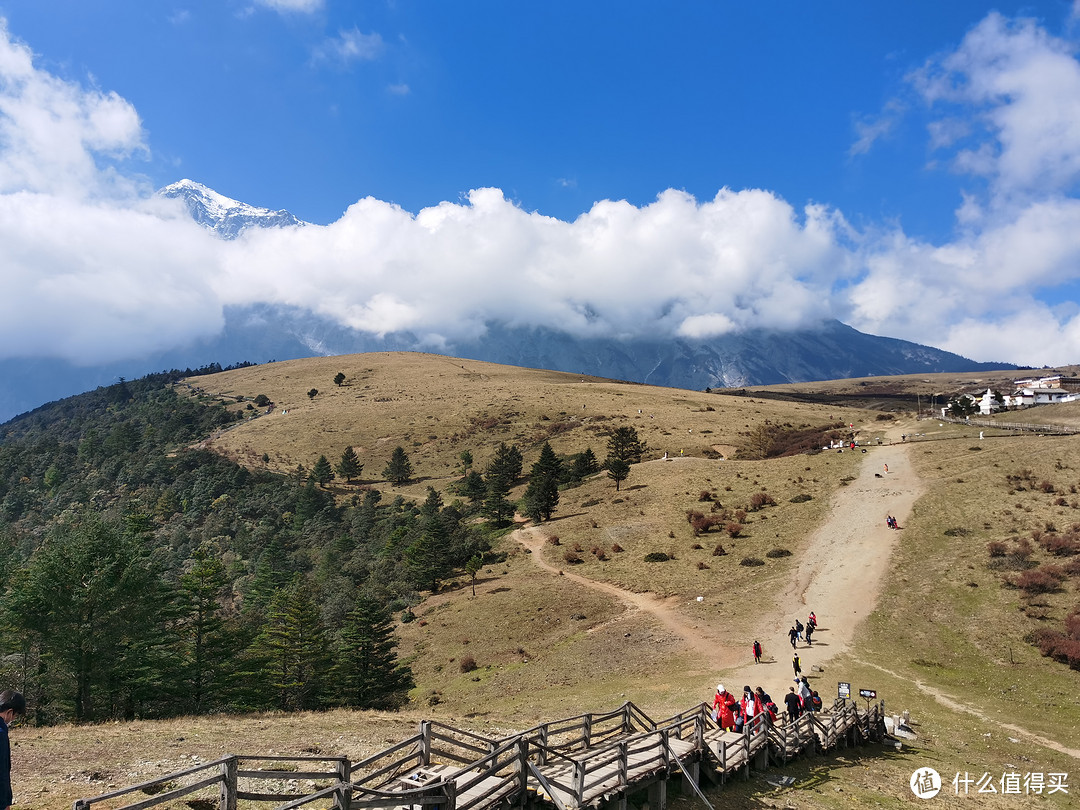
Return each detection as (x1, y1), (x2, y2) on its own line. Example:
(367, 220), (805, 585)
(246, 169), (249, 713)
(158, 179), (307, 239)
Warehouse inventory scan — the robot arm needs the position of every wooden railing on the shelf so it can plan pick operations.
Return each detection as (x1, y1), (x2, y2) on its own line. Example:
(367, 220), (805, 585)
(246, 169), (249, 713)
(72, 698), (888, 810)
(72, 754), (351, 810)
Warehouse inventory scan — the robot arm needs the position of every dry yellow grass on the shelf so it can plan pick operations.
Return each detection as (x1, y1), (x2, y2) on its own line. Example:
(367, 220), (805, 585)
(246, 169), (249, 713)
(15, 354), (1080, 810)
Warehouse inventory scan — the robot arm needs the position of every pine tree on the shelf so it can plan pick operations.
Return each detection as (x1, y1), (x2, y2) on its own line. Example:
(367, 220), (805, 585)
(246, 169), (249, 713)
(253, 575), (332, 711)
(175, 542), (234, 713)
(384, 446), (413, 485)
(461, 470), (487, 503)
(311, 454), (334, 486)
(570, 447), (600, 480)
(605, 456), (631, 491)
(522, 442), (561, 522)
(465, 553), (484, 597)
(334, 596), (414, 709)
(607, 427), (645, 464)
(336, 446), (363, 483)
(487, 443), (523, 484)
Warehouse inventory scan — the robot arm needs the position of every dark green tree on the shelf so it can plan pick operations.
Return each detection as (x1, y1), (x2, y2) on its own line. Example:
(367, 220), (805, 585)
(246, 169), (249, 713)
(522, 442), (561, 522)
(460, 449), (473, 474)
(3, 515), (169, 721)
(307, 388), (319, 400)
(487, 443), (523, 484)
(334, 595), (414, 708)
(333, 372), (346, 387)
(252, 575), (332, 711)
(175, 542), (234, 713)
(949, 395), (978, 417)
(607, 427), (645, 464)
(482, 475), (515, 526)
(605, 456), (631, 491)
(570, 447), (600, 480)
(311, 455), (334, 486)
(461, 470), (487, 504)
(465, 553), (484, 597)
(336, 446), (363, 483)
(384, 446), (413, 485)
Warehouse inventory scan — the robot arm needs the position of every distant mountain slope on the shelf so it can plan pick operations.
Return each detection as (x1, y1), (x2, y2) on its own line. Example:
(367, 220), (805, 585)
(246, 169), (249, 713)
(0, 182), (1016, 424)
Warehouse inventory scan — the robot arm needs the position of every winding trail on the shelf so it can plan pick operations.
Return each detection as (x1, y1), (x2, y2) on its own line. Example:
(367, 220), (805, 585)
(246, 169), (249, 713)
(513, 425), (1079, 761)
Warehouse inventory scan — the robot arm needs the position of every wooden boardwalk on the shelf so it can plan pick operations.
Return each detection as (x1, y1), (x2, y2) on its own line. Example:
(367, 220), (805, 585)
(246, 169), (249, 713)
(72, 699), (883, 810)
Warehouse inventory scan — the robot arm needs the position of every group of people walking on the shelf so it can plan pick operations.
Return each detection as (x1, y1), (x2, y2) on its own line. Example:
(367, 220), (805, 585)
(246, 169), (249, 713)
(787, 611), (816, 649)
(711, 684), (779, 732)
(709, 612), (825, 731)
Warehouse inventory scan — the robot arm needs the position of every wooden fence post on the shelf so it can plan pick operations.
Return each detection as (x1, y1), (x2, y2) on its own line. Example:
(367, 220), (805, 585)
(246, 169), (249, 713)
(334, 757), (352, 810)
(420, 720), (432, 766)
(515, 738), (529, 809)
(583, 713), (593, 749)
(219, 756), (237, 810)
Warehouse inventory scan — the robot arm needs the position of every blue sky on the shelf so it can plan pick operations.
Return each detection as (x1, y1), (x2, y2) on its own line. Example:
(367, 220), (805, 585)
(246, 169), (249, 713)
(4, 0), (1080, 370)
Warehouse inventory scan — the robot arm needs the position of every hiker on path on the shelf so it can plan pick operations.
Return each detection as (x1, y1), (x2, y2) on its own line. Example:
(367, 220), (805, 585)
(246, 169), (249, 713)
(784, 687), (802, 721)
(792, 653), (802, 677)
(0, 690), (26, 810)
(805, 622), (814, 646)
(798, 677), (813, 711)
(712, 684), (736, 731)
(808, 611), (817, 630)
(788, 626), (798, 649)
(795, 619), (804, 641)
(741, 686), (763, 733)
(753, 640), (762, 663)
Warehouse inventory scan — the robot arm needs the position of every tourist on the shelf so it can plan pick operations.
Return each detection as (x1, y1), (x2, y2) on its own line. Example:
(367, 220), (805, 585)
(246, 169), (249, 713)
(788, 626), (799, 649)
(795, 619), (804, 641)
(792, 652), (802, 677)
(805, 622), (814, 646)
(741, 686), (763, 733)
(753, 639), (763, 664)
(0, 690), (25, 810)
(798, 677), (813, 711)
(808, 612), (817, 630)
(784, 686), (802, 721)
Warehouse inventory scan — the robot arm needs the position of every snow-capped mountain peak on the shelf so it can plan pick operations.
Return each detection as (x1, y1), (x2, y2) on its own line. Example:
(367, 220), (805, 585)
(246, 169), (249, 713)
(158, 179), (307, 239)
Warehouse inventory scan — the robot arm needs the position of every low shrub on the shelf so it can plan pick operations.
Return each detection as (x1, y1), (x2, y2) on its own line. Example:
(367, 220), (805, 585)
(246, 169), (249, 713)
(698, 491), (714, 502)
(987, 541), (1008, 558)
(1013, 566), (1067, 594)
(749, 492), (776, 510)
(547, 535), (561, 546)
(564, 550), (583, 564)
(725, 522), (743, 538)
(766, 548), (792, 558)
(696, 561), (709, 570)
(712, 544), (727, 556)
(459, 655), (478, 673)
(789, 493), (812, 503)
(611, 543), (624, 553)
(739, 557), (765, 567)
(644, 551), (671, 563)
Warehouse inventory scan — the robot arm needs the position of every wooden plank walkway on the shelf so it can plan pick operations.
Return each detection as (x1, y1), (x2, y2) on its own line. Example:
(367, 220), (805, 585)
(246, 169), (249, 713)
(72, 699), (884, 810)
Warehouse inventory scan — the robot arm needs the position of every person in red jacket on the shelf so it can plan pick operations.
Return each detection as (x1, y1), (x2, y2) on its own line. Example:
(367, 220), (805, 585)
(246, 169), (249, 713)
(712, 684), (737, 731)
(740, 685), (763, 733)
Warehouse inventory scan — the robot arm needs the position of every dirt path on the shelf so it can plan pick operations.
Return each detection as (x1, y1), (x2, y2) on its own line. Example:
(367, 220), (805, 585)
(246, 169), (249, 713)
(515, 426), (1080, 759)
(515, 424), (922, 695)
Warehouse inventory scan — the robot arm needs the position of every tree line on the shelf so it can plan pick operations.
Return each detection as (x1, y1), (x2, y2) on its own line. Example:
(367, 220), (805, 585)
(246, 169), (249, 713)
(0, 372), (647, 724)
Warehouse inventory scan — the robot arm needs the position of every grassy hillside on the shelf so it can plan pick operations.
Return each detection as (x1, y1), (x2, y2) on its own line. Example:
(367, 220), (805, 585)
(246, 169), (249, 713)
(11, 354), (1080, 809)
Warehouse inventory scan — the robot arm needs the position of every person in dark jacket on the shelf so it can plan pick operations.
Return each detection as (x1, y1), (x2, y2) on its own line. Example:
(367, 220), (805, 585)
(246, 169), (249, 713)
(784, 687), (802, 721)
(0, 690), (26, 810)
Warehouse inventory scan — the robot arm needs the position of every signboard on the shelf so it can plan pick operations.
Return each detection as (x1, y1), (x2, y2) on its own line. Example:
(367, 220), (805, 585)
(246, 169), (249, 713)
(838, 682), (851, 700)
(859, 688), (877, 700)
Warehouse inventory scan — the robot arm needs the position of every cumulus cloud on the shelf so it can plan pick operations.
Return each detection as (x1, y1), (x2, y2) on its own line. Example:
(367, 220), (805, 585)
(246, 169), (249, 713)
(314, 28), (385, 65)
(7, 11), (1080, 372)
(253, 0), (323, 13)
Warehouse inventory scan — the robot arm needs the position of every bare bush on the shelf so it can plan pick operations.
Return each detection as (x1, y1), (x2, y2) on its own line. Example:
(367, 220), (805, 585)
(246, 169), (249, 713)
(459, 655), (478, 673)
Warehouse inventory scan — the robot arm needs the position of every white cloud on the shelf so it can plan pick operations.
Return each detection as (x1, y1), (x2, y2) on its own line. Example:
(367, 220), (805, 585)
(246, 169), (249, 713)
(7, 11), (1080, 374)
(314, 28), (385, 65)
(253, 0), (323, 13)
(0, 20), (145, 199)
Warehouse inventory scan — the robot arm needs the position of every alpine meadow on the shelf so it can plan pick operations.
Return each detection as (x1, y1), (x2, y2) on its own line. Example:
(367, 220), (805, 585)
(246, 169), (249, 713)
(0, 353), (1077, 808)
